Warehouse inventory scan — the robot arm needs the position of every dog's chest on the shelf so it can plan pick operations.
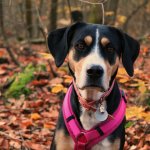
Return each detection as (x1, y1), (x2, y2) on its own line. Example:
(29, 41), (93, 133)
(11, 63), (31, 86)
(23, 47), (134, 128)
(79, 103), (120, 150)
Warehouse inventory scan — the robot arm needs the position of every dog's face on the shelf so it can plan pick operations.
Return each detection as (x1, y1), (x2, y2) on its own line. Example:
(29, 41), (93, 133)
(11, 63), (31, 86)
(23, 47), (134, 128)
(48, 22), (139, 100)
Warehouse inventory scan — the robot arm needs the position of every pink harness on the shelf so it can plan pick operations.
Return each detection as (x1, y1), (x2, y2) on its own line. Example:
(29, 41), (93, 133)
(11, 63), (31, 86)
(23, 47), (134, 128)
(62, 84), (126, 150)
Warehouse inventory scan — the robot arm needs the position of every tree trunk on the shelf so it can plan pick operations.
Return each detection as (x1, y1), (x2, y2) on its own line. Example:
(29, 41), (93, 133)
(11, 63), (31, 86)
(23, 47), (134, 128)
(25, 0), (33, 38)
(105, 0), (119, 25)
(0, 1), (4, 35)
(123, 0), (148, 32)
(49, 0), (58, 31)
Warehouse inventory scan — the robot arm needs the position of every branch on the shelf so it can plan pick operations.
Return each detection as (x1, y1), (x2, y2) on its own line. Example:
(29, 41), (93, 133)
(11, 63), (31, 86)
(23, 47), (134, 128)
(123, 0), (148, 31)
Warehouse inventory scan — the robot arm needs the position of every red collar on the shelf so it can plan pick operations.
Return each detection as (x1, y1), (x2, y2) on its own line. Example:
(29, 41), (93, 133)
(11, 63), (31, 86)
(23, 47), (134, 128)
(73, 80), (115, 111)
(62, 84), (126, 150)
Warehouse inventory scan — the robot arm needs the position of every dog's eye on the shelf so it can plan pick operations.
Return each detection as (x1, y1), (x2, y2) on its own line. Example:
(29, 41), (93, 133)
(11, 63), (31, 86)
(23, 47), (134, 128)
(107, 47), (114, 53)
(105, 43), (114, 53)
(75, 42), (86, 50)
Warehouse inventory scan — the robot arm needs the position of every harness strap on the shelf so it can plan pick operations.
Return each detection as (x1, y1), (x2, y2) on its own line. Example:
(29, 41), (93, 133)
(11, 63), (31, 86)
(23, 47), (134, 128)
(63, 84), (126, 150)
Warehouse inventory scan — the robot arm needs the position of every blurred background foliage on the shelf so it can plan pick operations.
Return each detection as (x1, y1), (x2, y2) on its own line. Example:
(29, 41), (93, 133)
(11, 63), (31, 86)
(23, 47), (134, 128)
(0, 0), (149, 42)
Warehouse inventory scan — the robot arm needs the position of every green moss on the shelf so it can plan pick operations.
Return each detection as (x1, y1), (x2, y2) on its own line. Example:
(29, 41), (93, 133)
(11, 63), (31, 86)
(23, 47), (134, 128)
(4, 63), (46, 99)
(4, 64), (35, 98)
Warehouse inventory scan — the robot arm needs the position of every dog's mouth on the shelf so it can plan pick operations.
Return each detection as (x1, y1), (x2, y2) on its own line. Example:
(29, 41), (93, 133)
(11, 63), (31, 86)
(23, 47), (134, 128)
(78, 84), (105, 92)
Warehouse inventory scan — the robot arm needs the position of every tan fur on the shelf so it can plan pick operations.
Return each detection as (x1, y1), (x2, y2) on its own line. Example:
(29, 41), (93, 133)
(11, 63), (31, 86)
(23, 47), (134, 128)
(68, 47), (85, 86)
(101, 37), (110, 46)
(84, 35), (93, 46)
(105, 56), (120, 79)
(55, 130), (73, 150)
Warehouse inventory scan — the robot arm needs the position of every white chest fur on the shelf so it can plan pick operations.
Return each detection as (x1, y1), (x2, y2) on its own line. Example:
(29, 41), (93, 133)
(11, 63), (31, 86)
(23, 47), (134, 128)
(79, 101), (120, 150)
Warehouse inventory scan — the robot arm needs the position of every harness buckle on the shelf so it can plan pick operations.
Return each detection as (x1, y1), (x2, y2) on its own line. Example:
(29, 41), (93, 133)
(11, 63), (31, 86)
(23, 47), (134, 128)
(75, 132), (87, 150)
(76, 132), (88, 144)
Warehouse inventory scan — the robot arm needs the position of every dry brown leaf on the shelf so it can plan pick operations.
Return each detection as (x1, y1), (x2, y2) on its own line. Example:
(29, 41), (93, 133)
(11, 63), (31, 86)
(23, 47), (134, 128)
(25, 141), (46, 150)
(21, 119), (33, 128)
(44, 122), (56, 130)
(0, 121), (6, 126)
(49, 77), (63, 85)
(9, 141), (21, 149)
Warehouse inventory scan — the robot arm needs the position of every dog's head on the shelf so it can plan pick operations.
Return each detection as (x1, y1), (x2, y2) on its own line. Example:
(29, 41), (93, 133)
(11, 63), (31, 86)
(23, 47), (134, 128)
(48, 22), (140, 100)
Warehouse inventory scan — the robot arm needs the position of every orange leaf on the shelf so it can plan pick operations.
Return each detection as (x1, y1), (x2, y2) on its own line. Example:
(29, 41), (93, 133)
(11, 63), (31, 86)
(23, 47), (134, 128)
(31, 79), (49, 86)
(51, 84), (64, 94)
(63, 75), (73, 84)
(118, 67), (128, 75)
(44, 122), (56, 130)
(31, 113), (41, 120)
(0, 51), (5, 57)
(119, 78), (129, 83)
(21, 119), (33, 128)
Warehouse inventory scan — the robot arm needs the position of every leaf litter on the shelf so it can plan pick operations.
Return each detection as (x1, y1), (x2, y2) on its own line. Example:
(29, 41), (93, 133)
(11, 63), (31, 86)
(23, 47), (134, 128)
(0, 44), (150, 149)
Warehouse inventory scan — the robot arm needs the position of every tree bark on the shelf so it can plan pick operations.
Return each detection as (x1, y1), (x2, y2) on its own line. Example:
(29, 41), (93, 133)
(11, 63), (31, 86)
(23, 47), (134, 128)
(105, 0), (119, 25)
(0, 1), (4, 35)
(49, 0), (58, 31)
(25, 0), (33, 38)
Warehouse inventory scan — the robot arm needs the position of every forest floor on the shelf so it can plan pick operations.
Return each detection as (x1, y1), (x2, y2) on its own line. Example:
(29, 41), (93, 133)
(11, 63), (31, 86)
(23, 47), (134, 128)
(0, 43), (150, 150)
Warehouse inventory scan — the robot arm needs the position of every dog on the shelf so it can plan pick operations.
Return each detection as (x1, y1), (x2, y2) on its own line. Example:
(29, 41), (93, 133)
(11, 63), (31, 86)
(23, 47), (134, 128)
(48, 22), (140, 150)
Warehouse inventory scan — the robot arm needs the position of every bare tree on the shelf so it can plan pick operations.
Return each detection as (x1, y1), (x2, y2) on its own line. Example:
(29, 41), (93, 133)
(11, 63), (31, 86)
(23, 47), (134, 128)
(25, 0), (33, 38)
(0, 1), (4, 35)
(49, 0), (58, 31)
(105, 0), (119, 25)
(123, 0), (148, 32)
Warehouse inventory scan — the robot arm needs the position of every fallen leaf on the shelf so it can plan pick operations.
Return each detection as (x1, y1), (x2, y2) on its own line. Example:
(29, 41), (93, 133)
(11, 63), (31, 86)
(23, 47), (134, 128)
(44, 122), (56, 130)
(51, 84), (64, 94)
(21, 119), (33, 128)
(31, 79), (49, 86)
(25, 141), (46, 150)
(38, 52), (53, 60)
(119, 78), (129, 83)
(126, 106), (150, 122)
(0, 121), (6, 126)
(49, 77), (63, 85)
(31, 113), (41, 120)
(9, 141), (21, 149)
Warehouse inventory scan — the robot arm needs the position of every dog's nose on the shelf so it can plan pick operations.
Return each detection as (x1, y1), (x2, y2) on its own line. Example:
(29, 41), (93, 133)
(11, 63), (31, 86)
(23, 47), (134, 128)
(87, 65), (104, 77)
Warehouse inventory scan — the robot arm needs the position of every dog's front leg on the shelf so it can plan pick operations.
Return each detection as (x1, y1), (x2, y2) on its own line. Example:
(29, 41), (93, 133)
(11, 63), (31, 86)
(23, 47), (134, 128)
(55, 129), (74, 150)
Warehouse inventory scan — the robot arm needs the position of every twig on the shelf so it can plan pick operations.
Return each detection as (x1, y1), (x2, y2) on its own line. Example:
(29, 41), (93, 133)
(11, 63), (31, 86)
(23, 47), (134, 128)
(79, 0), (107, 5)
(34, 1), (48, 39)
(9, 0), (12, 6)
(79, 0), (107, 24)
(34, 0), (49, 53)
(6, 47), (20, 66)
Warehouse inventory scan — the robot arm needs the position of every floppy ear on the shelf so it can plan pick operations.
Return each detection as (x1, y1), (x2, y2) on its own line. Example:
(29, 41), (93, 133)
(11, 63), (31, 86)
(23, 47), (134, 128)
(47, 22), (86, 67)
(121, 33), (140, 76)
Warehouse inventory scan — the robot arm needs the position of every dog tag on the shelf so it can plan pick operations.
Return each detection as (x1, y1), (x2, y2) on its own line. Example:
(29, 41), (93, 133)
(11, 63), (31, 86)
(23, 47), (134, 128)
(95, 104), (108, 121)
(95, 110), (108, 122)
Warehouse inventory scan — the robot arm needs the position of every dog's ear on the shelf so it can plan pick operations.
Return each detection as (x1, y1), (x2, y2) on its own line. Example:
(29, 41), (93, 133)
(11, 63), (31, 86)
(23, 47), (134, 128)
(47, 22), (86, 67)
(121, 32), (140, 76)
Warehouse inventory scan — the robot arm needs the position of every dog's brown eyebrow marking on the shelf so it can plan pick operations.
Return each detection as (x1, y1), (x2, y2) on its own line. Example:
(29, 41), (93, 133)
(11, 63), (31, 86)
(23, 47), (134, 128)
(101, 37), (110, 46)
(84, 35), (93, 46)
